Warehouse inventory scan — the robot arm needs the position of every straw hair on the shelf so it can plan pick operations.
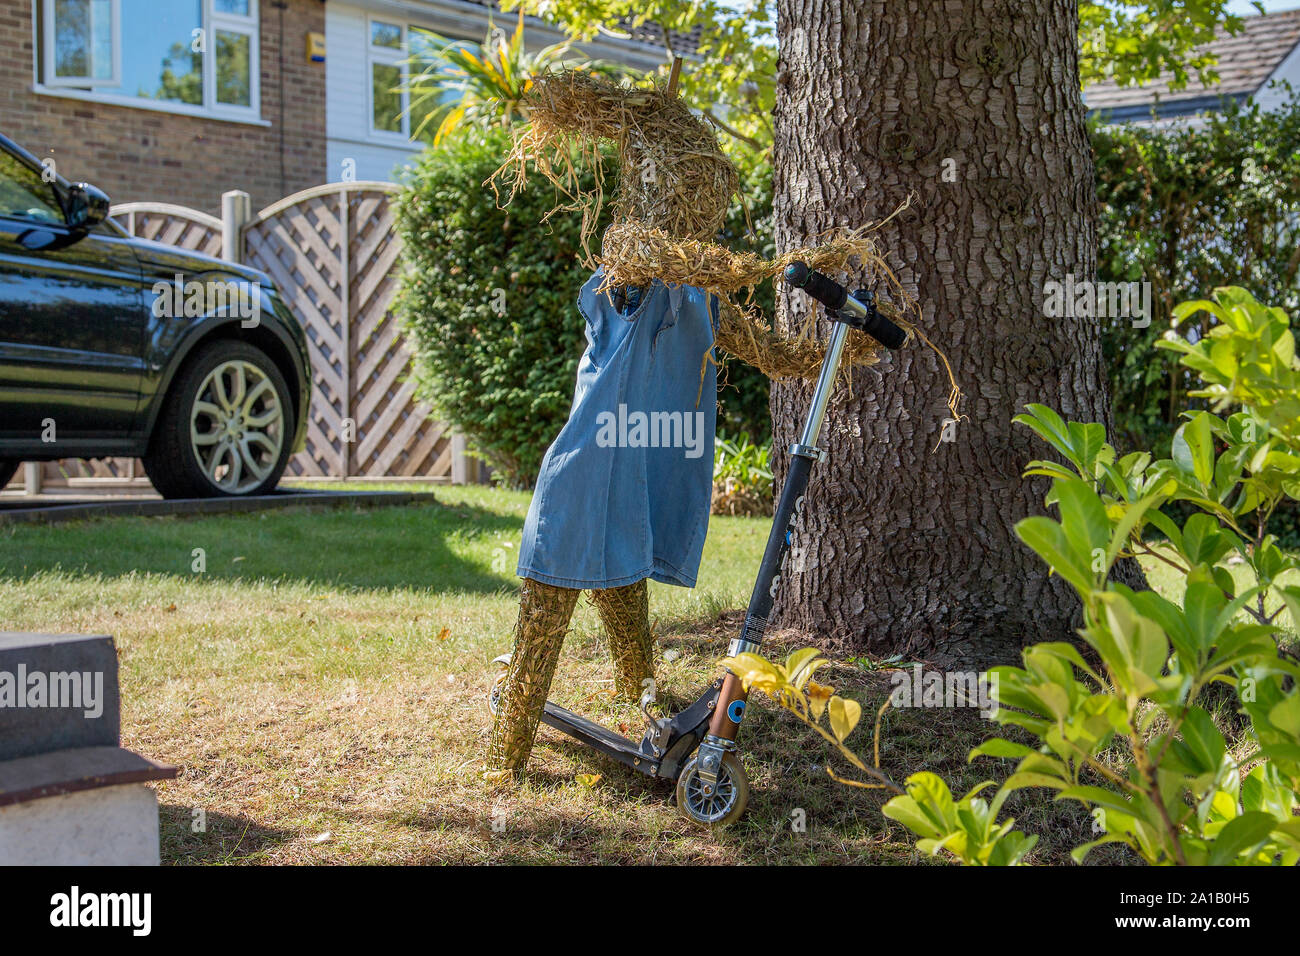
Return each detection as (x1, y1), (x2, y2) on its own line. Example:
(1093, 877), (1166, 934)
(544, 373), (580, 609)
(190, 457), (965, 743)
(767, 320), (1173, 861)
(492, 69), (737, 251)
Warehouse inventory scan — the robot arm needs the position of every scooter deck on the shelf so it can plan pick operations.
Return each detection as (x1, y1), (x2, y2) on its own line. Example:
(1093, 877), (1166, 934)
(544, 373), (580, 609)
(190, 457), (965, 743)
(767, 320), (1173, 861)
(539, 681), (721, 781)
(541, 701), (660, 775)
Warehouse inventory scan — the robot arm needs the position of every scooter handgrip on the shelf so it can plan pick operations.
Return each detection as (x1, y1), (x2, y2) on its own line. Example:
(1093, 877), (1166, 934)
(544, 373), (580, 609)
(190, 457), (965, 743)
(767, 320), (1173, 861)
(862, 312), (907, 350)
(784, 261), (847, 311)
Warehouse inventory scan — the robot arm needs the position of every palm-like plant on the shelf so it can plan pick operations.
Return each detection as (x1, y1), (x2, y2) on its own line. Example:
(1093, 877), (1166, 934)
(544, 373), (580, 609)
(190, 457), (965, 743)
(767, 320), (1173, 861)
(403, 11), (619, 145)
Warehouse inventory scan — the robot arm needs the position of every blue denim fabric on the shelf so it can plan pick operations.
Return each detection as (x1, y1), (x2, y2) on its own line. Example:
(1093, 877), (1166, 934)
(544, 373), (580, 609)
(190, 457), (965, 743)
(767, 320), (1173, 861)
(517, 269), (719, 588)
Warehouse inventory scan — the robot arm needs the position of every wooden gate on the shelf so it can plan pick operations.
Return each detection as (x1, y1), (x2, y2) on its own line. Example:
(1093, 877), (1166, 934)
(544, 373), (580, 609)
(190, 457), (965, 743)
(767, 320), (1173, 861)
(7, 184), (465, 494)
(242, 184), (451, 480)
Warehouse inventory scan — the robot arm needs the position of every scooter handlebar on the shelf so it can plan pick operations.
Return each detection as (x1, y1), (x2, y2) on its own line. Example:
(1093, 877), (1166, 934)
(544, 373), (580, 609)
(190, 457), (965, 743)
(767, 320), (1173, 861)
(783, 261), (907, 350)
(784, 261), (847, 312)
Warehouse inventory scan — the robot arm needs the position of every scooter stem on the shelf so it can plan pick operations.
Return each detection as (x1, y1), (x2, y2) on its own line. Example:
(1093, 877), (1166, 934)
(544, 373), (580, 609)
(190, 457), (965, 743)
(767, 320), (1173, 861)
(797, 322), (850, 451)
(706, 263), (904, 744)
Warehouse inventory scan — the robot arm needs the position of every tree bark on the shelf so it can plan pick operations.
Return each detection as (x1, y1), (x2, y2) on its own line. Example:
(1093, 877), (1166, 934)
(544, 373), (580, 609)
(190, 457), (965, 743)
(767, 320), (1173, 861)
(771, 0), (1119, 667)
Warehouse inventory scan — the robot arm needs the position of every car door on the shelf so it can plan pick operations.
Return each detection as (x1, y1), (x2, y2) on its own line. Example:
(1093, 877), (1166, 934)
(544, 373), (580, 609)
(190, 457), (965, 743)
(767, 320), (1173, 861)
(0, 149), (148, 444)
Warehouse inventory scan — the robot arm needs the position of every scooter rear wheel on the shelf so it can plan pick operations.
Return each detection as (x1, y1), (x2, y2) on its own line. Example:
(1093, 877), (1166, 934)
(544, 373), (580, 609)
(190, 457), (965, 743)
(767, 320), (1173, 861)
(487, 654), (511, 716)
(675, 751), (749, 827)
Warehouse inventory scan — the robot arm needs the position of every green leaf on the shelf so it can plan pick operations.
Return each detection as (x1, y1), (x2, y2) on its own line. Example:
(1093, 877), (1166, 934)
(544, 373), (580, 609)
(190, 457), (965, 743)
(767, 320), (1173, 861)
(1066, 420), (1110, 475)
(1208, 812), (1280, 865)
(1180, 513), (1235, 565)
(969, 738), (1035, 761)
(1015, 516), (1095, 595)
(1055, 478), (1113, 559)
(1014, 405), (1078, 469)
(1172, 412), (1216, 487)
(1070, 835), (1129, 864)
(1177, 707), (1227, 775)
(881, 795), (943, 840)
(1267, 694), (1300, 738)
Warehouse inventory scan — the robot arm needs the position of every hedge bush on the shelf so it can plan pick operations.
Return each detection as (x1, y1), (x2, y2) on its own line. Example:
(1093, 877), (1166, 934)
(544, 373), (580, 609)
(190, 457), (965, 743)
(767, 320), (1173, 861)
(1093, 91), (1300, 545)
(715, 151), (776, 444)
(1093, 90), (1300, 459)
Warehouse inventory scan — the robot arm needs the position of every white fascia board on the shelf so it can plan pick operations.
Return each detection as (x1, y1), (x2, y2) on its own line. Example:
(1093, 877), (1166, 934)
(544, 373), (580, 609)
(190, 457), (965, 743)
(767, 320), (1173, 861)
(353, 0), (674, 72)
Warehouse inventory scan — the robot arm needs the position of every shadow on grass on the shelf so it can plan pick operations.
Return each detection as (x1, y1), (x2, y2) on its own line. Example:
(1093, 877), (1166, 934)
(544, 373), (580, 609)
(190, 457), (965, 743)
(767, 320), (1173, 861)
(159, 804), (297, 865)
(0, 499), (524, 595)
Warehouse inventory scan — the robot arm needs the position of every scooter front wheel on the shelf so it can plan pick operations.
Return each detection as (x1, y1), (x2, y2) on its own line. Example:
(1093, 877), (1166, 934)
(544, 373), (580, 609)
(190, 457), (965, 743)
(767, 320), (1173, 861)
(675, 751), (749, 827)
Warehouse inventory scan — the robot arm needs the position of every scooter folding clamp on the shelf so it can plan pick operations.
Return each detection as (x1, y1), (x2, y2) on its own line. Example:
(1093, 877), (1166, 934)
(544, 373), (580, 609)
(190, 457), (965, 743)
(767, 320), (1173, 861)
(727, 637), (761, 657)
(640, 685), (672, 756)
(788, 442), (826, 462)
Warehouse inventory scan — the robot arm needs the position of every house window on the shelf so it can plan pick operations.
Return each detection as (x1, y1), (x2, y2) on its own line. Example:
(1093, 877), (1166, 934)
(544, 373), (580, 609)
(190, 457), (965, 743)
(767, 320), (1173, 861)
(369, 19), (404, 135)
(36, 0), (260, 119)
(367, 18), (471, 142)
(45, 0), (120, 86)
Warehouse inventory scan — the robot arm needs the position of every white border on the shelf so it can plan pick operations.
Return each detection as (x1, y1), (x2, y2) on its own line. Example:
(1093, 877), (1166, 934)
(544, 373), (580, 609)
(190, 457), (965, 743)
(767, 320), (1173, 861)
(41, 0), (122, 88)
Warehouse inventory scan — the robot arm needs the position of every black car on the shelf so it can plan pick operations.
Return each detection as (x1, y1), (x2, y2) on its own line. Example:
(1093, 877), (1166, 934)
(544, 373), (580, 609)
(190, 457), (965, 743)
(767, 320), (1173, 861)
(0, 134), (311, 498)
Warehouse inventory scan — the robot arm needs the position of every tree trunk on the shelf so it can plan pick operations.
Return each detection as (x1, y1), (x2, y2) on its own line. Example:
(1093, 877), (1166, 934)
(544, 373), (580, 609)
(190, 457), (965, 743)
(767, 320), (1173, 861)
(771, 0), (1116, 667)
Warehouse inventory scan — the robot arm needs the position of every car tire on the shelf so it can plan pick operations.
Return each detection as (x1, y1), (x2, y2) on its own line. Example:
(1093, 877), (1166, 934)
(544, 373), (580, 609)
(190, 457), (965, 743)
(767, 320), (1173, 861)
(143, 340), (294, 499)
(0, 459), (19, 490)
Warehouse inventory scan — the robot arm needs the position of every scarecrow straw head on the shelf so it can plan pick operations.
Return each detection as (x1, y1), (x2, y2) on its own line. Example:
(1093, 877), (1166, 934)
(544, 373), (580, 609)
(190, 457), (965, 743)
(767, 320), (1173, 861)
(494, 70), (739, 249)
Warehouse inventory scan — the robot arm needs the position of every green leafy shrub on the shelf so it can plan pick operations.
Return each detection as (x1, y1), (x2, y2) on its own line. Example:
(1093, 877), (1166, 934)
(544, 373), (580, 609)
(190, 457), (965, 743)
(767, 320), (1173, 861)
(882, 287), (1300, 865)
(711, 432), (773, 516)
(728, 288), (1300, 865)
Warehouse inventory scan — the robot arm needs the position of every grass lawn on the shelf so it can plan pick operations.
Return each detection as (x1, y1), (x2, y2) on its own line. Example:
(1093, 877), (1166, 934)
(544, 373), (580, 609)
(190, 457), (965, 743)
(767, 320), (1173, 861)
(0, 484), (1294, 865)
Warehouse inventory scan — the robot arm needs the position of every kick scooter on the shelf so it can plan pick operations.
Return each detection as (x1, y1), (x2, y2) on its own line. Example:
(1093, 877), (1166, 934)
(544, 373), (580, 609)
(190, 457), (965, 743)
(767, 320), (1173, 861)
(489, 261), (906, 826)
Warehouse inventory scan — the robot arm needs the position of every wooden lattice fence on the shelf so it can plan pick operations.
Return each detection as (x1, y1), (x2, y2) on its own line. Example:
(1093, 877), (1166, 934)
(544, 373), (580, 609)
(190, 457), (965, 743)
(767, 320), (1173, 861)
(8, 184), (468, 494)
(243, 184), (451, 480)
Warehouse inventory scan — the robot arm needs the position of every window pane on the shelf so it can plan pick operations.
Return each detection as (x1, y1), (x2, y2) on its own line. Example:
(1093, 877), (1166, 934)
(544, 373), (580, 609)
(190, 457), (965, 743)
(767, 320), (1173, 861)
(408, 28), (441, 64)
(53, 0), (114, 81)
(371, 21), (402, 49)
(407, 32), (479, 144)
(216, 30), (250, 106)
(0, 153), (65, 225)
(95, 0), (202, 105)
(372, 62), (402, 132)
(214, 0), (250, 15)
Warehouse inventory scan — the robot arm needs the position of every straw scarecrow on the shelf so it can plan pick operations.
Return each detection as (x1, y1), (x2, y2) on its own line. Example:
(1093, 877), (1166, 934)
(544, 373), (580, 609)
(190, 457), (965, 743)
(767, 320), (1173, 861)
(485, 68), (957, 777)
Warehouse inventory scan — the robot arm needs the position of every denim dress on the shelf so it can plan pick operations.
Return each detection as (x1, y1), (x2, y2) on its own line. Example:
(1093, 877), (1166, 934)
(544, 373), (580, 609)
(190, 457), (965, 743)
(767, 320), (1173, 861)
(517, 269), (719, 589)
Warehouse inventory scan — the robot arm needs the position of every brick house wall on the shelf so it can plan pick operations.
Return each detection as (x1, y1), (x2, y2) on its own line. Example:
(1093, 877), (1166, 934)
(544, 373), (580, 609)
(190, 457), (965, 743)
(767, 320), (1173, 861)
(0, 0), (327, 215)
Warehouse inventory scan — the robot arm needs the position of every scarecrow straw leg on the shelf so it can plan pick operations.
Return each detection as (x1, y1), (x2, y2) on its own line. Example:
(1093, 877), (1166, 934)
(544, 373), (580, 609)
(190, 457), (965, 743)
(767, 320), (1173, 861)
(487, 578), (582, 773)
(588, 579), (655, 699)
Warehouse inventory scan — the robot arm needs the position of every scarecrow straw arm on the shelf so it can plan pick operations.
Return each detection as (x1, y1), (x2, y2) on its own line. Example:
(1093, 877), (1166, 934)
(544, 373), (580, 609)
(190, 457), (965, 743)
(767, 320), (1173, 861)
(713, 298), (885, 381)
(597, 224), (901, 381)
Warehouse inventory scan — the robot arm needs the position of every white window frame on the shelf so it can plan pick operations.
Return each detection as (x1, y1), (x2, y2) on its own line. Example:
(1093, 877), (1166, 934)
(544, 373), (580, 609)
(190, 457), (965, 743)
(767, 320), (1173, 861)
(206, 0), (259, 116)
(366, 16), (411, 143)
(365, 17), (477, 147)
(41, 0), (122, 88)
(34, 0), (263, 124)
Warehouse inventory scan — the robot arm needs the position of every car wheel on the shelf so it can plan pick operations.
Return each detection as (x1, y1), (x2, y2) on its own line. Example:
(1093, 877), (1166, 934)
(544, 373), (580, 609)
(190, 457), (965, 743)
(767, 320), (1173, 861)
(143, 340), (294, 499)
(0, 459), (19, 490)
